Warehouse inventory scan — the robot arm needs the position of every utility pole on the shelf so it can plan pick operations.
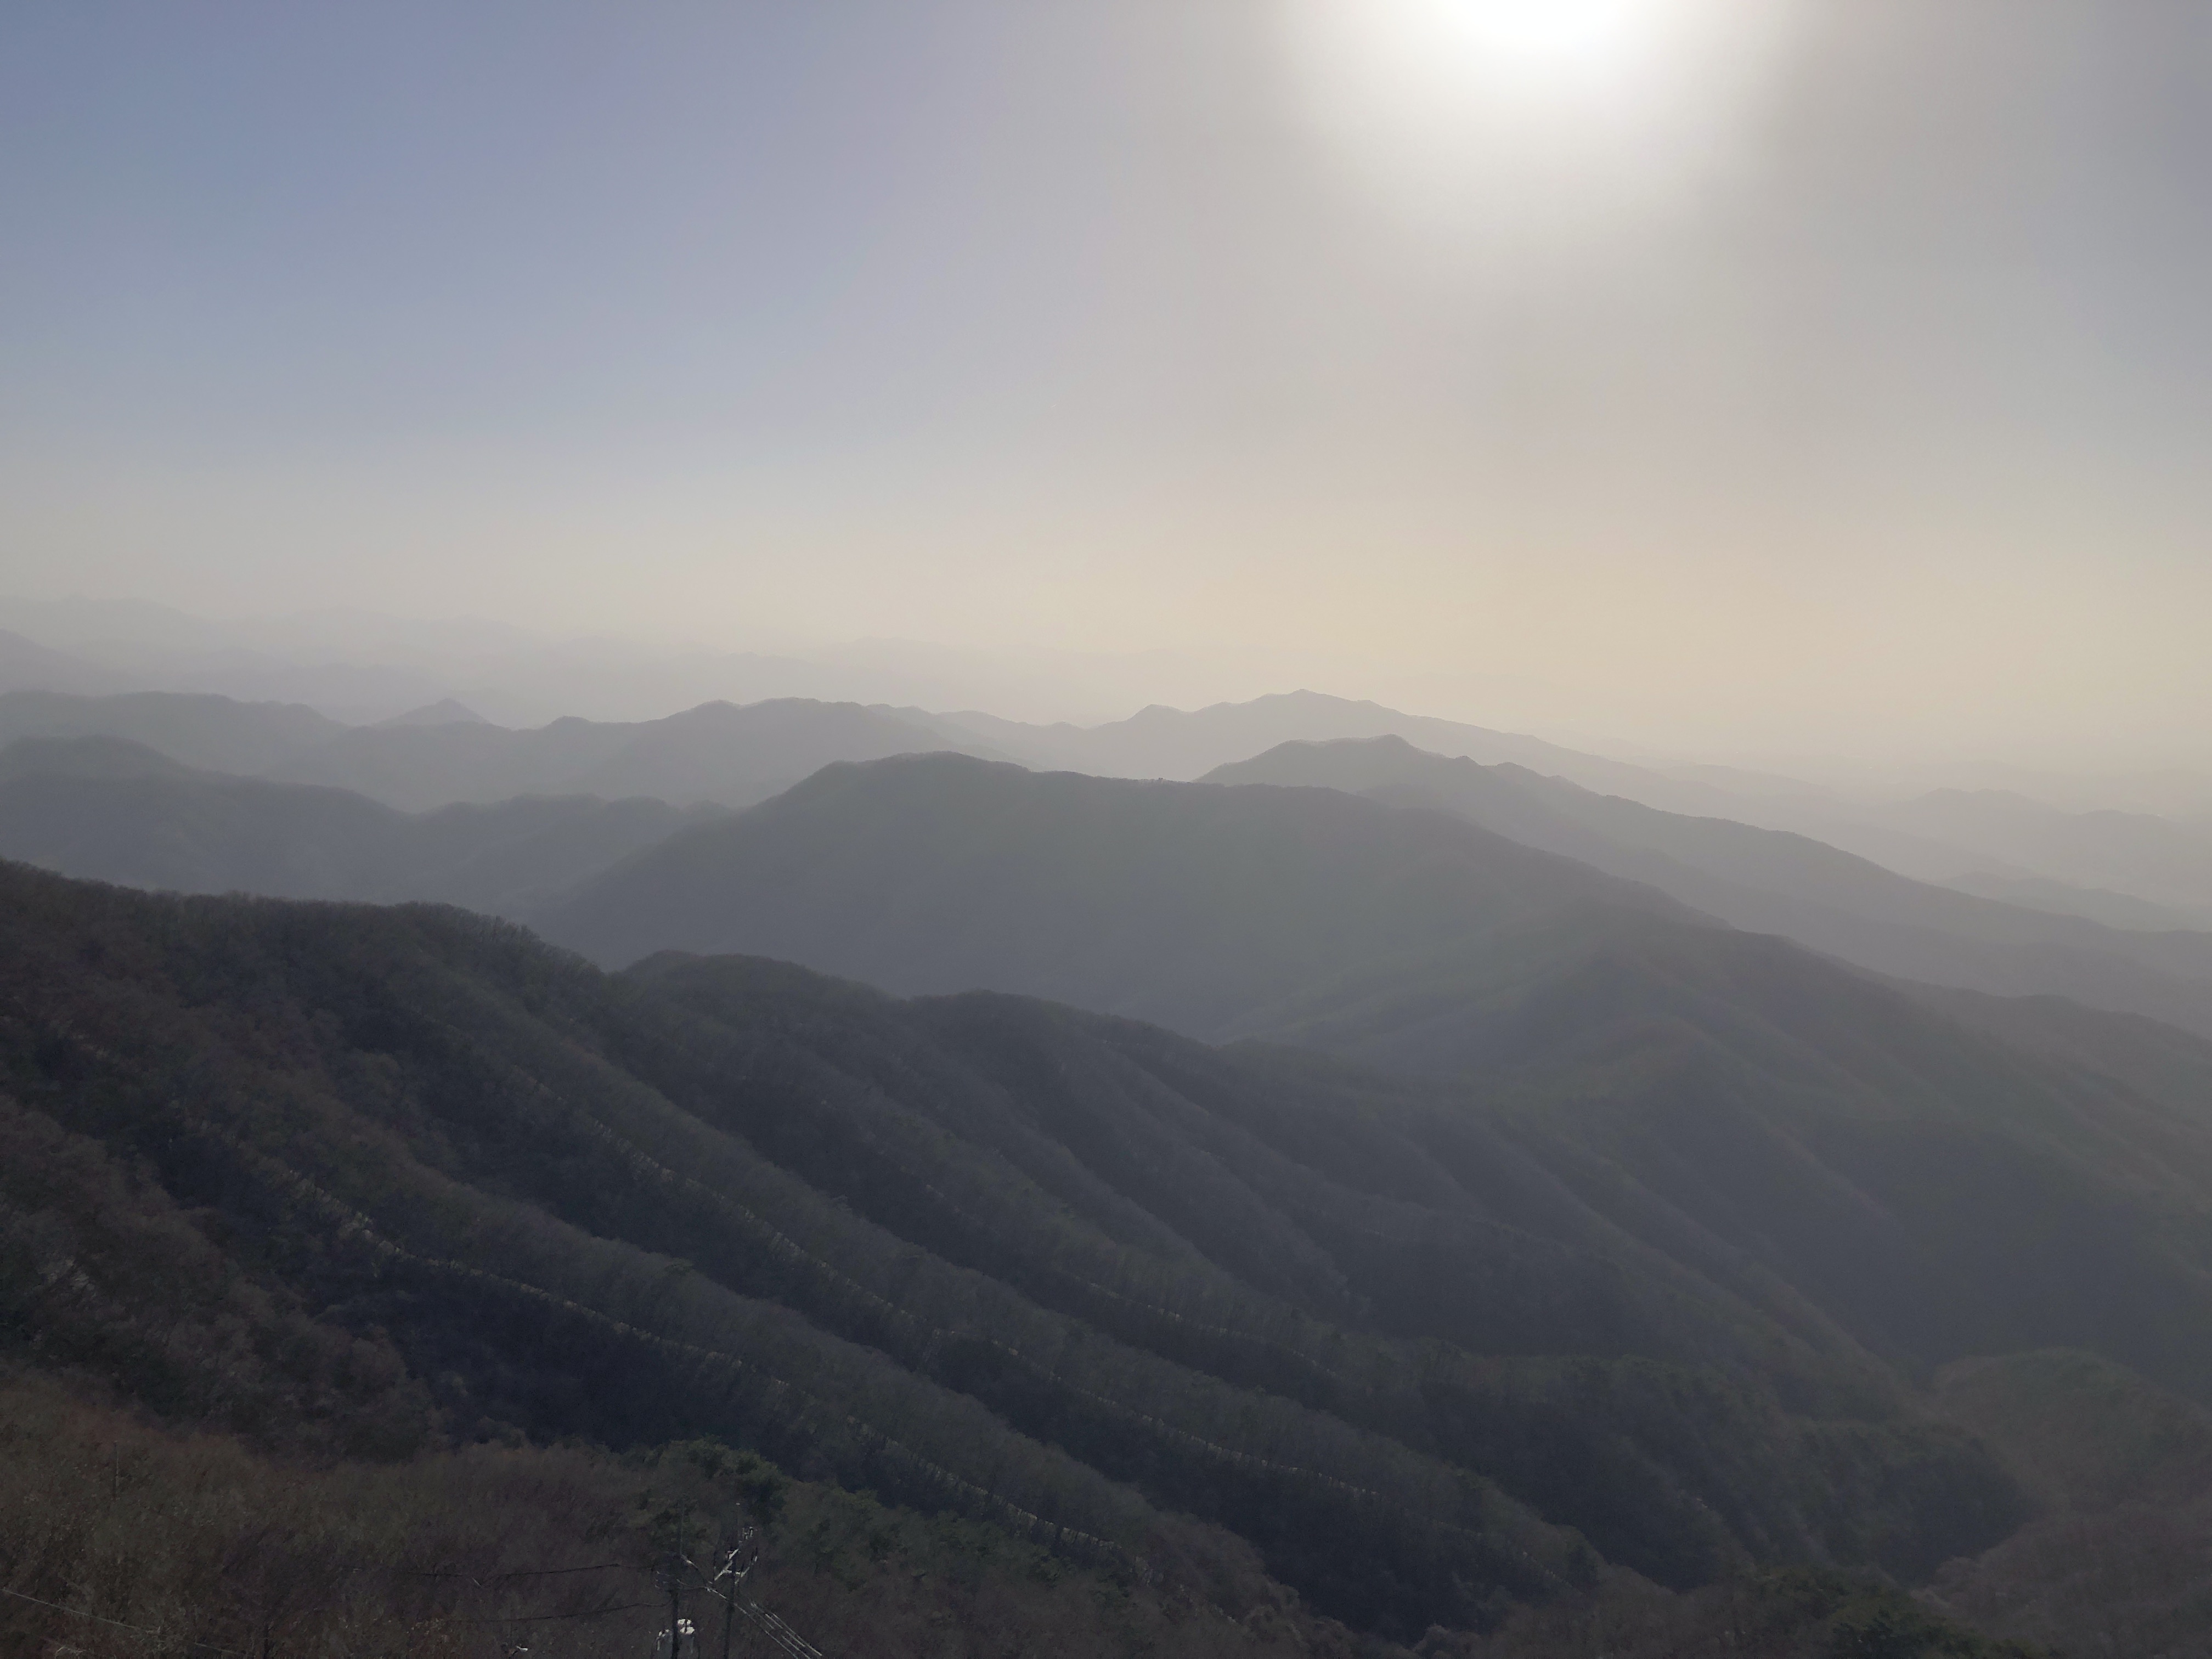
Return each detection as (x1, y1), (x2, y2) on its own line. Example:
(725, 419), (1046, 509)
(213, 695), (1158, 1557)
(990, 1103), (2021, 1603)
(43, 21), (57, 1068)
(717, 1527), (755, 1659)
(655, 1548), (685, 1659)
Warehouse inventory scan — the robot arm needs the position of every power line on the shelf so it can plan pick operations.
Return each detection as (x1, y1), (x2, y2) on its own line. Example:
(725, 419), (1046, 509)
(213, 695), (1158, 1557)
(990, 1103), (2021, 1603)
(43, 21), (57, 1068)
(1, 1584), (244, 1656)
(336, 1561), (633, 1581)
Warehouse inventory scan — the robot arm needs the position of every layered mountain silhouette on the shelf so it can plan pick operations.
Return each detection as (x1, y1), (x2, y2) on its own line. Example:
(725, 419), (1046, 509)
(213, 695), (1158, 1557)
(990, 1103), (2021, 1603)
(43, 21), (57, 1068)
(2, 688), (1006, 811)
(534, 752), (1707, 1042)
(531, 755), (2212, 1391)
(1203, 736), (2212, 1041)
(0, 736), (719, 915)
(1940, 868), (2212, 933)
(930, 690), (1744, 809)
(12, 649), (2212, 1650)
(267, 696), (1000, 810)
(0, 687), (346, 773)
(930, 693), (2212, 928)
(1881, 788), (2212, 914)
(0, 629), (133, 697)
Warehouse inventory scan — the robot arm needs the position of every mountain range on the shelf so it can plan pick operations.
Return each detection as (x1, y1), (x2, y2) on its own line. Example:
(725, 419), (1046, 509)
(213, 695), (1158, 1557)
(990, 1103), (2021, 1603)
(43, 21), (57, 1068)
(1203, 737), (2212, 1042)
(15, 680), (2212, 1057)
(1890, 789), (2212, 915)
(14, 679), (2212, 935)
(12, 699), (2212, 1649)
(0, 687), (348, 773)
(0, 735), (721, 915)
(926, 696), (2212, 926)
(264, 696), (1002, 810)
(0, 687), (1000, 811)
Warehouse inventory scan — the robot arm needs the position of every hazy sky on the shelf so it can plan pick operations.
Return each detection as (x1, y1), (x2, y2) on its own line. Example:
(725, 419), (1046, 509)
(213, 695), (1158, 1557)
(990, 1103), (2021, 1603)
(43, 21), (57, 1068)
(3, 2), (2208, 763)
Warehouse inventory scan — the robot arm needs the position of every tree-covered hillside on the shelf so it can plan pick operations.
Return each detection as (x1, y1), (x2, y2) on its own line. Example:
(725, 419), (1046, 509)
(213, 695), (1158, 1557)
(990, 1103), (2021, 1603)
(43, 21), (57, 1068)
(0, 861), (2079, 1638)
(10, 853), (2209, 1652)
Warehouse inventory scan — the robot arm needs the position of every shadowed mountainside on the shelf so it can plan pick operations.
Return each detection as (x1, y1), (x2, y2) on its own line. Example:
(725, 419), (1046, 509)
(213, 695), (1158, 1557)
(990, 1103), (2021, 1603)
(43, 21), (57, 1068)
(1912, 1351), (2212, 1654)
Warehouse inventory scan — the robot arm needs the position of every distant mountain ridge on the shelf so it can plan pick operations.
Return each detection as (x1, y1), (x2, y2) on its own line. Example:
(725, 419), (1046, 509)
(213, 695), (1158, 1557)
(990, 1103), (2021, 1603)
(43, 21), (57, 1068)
(929, 690), (1746, 809)
(0, 687), (347, 773)
(1205, 736), (2212, 1041)
(13, 681), (2212, 940)
(0, 688), (1006, 812)
(1942, 868), (2212, 932)
(0, 629), (134, 697)
(268, 696), (1007, 810)
(924, 692), (2211, 924)
(1881, 787), (2212, 913)
(533, 751), (1708, 1046)
(0, 735), (722, 915)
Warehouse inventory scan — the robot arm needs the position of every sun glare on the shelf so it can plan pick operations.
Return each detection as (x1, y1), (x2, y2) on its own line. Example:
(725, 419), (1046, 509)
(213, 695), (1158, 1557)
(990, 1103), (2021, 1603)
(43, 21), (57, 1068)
(1285, 0), (1797, 251)
(1442, 0), (1668, 95)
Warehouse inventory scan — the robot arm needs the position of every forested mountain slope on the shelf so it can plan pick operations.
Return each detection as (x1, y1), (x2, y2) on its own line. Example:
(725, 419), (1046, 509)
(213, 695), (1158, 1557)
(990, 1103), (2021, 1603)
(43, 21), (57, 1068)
(1204, 737), (2212, 1040)
(0, 736), (719, 915)
(1, 859), (2106, 1643)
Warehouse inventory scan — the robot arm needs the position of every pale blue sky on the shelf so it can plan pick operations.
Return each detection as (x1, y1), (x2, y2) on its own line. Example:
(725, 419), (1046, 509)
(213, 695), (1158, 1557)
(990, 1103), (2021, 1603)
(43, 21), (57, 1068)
(3, 2), (2208, 760)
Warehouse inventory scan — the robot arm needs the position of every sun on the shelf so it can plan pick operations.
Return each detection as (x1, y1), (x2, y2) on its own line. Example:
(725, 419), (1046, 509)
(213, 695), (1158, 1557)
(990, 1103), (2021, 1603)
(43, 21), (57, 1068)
(1293, 0), (1703, 130)
(1284, 0), (1793, 247)
(1437, 0), (1673, 97)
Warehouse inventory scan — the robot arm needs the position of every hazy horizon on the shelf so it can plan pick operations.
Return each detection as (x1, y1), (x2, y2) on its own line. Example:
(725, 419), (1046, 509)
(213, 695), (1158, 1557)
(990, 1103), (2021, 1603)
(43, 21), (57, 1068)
(5, 2), (2208, 770)
(12, 591), (2212, 811)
